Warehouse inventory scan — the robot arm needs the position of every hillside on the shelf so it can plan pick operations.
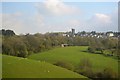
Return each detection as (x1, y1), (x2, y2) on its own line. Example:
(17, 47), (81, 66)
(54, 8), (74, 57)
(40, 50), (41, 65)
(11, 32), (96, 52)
(0, 54), (2, 78)
(28, 46), (118, 73)
(2, 54), (86, 78)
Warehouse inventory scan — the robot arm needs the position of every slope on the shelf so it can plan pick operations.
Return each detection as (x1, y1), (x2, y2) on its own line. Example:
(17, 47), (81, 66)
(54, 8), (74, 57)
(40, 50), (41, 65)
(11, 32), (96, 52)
(28, 46), (118, 73)
(2, 54), (86, 78)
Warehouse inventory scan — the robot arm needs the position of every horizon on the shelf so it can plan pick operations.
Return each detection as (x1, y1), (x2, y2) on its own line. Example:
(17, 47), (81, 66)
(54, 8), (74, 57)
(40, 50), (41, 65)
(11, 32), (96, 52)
(1, 28), (119, 35)
(1, 1), (118, 34)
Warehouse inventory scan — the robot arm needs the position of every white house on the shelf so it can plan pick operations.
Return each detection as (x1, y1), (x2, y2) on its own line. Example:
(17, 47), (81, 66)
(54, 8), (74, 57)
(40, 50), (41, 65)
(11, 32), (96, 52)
(106, 32), (114, 37)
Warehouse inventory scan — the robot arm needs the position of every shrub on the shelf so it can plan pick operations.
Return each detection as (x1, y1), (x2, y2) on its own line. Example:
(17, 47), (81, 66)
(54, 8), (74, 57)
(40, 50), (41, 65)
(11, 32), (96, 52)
(75, 58), (94, 78)
(88, 47), (95, 53)
(54, 60), (74, 71)
(102, 68), (118, 78)
(79, 58), (92, 69)
(93, 68), (118, 78)
(95, 72), (103, 78)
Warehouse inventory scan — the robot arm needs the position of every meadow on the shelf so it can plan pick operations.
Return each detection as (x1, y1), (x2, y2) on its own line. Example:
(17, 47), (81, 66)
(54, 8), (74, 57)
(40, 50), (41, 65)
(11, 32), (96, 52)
(0, 54), (2, 78)
(28, 46), (118, 74)
(2, 46), (118, 78)
(2, 54), (86, 78)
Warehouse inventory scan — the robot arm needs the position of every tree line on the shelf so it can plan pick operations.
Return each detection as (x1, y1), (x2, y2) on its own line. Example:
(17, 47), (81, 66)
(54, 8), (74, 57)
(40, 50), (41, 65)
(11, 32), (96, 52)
(88, 37), (119, 59)
(1, 29), (120, 58)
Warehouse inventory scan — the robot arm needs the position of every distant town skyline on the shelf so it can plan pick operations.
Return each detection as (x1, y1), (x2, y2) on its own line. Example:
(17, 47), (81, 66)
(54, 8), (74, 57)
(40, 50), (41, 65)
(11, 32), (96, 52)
(0, 0), (118, 34)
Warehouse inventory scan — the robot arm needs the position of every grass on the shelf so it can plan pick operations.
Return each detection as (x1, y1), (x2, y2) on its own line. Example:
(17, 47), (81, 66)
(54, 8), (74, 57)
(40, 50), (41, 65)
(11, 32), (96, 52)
(2, 54), (86, 78)
(0, 54), (2, 79)
(28, 46), (118, 73)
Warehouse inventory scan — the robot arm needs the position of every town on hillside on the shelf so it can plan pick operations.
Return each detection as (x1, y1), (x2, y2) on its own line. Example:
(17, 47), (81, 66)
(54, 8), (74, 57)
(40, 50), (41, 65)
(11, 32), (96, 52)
(0, 29), (120, 38)
(46, 29), (120, 38)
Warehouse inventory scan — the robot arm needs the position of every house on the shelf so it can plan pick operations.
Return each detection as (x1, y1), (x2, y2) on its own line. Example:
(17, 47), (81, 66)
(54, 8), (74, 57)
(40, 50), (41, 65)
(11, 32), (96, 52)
(106, 32), (114, 37)
(62, 33), (67, 36)
(61, 44), (69, 47)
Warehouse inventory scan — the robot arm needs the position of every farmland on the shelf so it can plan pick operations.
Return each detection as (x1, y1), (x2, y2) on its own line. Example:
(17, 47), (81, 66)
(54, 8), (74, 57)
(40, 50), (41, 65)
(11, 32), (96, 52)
(1, 29), (119, 78)
(28, 46), (118, 77)
(0, 54), (2, 78)
(2, 54), (86, 78)
(1, 1), (120, 79)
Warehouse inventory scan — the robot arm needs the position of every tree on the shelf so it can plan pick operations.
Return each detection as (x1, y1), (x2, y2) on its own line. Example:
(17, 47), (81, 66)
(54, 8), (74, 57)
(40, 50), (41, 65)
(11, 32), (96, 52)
(1, 29), (15, 36)
(81, 31), (86, 35)
(91, 31), (96, 35)
(2, 36), (28, 57)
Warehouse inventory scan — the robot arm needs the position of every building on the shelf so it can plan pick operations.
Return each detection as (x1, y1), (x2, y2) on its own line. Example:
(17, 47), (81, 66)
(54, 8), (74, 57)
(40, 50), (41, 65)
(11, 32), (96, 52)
(106, 32), (114, 37)
(61, 44), (69, 47)
(72, 28), (75, 35)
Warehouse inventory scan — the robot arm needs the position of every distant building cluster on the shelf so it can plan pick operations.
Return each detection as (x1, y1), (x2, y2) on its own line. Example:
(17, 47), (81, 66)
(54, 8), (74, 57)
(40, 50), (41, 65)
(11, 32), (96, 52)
(62, 28), (75, 37)
(62, 29), (120, 38)
(48, 29), (120, 38)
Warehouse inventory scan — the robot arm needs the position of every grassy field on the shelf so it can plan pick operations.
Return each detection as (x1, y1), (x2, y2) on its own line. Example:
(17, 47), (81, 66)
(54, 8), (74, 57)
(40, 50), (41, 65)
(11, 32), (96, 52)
(0, 54), (2, 79)
(28, 46), (118, 73)
(2, 54), (86, 78)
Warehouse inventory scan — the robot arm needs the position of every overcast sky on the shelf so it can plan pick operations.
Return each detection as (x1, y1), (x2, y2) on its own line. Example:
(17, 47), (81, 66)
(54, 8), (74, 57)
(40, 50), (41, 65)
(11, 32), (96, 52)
(0, 0), (118, 34)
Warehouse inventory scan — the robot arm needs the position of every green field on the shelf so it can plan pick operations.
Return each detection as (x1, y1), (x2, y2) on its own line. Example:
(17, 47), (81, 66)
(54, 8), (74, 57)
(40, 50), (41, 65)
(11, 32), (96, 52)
(0, 54), (2, 79)
(28, 46), (118, 73)
(2, 54), (86, 78)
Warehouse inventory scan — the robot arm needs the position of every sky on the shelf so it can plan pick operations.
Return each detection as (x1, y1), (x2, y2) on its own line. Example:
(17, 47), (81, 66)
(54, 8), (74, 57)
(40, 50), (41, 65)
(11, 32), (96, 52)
(0, 0), (118, 34)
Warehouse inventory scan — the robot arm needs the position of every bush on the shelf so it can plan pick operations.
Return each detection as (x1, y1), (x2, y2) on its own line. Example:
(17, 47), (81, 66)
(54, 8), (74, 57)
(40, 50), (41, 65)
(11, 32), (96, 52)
(102, 68), (118, 78)
(54, 60), (74, 71)
(93, 68), (118, 78)
(88, 47), (95, 53)
(75, 58), (94, 78)
(77, 67), (94, 78)
(95, 72), (103, 78)
(79, 58), (92, 69)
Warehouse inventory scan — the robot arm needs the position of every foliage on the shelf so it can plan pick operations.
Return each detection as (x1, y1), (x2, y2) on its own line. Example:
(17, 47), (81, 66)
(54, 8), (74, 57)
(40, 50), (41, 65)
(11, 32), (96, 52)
(2, 29), (119, 58)
(1, 29), (119, 78)
(54, 60), (74, 71)
(2, 33), (56, 57)
(0, 29), (15, 36)
(88, 37), (119, 58)
(102, 67), (118, 78)
(75, 58), (94, 78)
(94, 67), (118, 78)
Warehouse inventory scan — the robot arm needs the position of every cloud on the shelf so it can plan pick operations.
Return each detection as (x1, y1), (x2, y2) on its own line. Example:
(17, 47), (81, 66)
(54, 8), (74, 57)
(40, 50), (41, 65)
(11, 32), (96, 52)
(0, 14), (2, 29)
(90, 13), (111, 24)
(33, 13), (45, 27)
(35, 0), (80, 16)
(109, 10), (118, 31)
(1, 10), (117, 34)
(1, 13), (25, 34)
(68, 20), (81, 26)
(1, 2), (117, 34)
(95, 13), (111, 23)
(1, 12), (46, 34)
(85, 12), (117, 32)
(64, 12), (117, 32)
(66, 19), (82, 31)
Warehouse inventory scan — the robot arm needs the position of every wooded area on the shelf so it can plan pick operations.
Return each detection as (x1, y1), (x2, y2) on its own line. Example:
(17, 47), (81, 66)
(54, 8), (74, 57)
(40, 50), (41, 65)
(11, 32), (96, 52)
(1, 29), (120, 59)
